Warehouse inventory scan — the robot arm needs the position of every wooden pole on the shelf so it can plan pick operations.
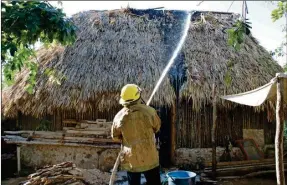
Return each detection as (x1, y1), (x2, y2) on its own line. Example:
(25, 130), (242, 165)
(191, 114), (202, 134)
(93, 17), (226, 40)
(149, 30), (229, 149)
(17, 111), (22, 130)
(212, 83), (217, 179)
(17, 146), (21, 173)
(275, 76), (285, 185)
(170, 102), (176, 165)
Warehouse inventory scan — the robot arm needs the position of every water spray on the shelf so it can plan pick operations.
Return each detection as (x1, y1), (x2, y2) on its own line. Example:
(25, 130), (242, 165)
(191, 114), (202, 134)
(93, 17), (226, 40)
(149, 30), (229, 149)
(146, 12), (192, 106)
(109, 11), (192, 185)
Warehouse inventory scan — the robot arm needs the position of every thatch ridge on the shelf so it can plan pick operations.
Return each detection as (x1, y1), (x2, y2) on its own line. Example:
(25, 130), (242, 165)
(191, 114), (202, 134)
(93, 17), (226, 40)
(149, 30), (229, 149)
(2, 8), (282, 118)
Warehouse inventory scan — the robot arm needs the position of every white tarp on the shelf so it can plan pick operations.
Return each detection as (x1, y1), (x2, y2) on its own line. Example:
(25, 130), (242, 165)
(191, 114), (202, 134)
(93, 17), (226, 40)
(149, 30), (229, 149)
(221, 74), (287, 107)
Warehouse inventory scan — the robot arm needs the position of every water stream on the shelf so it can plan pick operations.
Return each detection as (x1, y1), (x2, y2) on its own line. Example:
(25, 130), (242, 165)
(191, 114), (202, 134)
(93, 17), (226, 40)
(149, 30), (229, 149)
(146, 12), (192, 106)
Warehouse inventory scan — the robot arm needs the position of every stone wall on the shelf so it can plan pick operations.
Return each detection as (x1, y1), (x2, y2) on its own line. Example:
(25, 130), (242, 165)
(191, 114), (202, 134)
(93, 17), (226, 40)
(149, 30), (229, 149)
(20, 144), (120, 172)
(175, 147), (244, 165)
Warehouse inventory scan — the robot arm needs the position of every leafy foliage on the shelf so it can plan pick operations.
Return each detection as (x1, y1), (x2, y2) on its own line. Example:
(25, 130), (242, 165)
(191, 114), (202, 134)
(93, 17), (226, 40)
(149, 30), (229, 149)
(271, 1), (287, 22)
(270, 1), (287, 58)
(1, 1), (76, 92)
(270, 42), (287, 57)
(227, 19), (252, 51)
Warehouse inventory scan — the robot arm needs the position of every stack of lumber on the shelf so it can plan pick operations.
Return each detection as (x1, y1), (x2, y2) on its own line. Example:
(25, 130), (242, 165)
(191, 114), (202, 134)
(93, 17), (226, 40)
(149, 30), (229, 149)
(21, 162), (85, 185)
(203, 158), (287, 178)
(2, 119), (120, 145)
(20, 162), (111, 185)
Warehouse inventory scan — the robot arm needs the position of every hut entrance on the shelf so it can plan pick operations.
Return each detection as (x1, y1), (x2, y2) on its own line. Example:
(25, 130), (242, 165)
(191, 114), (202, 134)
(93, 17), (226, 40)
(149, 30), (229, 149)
(155, 106), (172, 167)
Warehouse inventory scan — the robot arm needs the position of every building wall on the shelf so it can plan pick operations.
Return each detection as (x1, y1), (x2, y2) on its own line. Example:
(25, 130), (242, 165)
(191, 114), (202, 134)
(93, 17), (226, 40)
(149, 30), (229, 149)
(175, 147), (244, 166)
(20, 144), (120, 171)
(176, 101), (276, 148)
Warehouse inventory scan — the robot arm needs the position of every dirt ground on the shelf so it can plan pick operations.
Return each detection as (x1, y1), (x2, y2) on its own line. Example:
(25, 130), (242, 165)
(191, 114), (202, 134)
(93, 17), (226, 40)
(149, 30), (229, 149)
(1, 177), (278, 185)
(1, 177), (27, 185)
(217, 178), (277, 185)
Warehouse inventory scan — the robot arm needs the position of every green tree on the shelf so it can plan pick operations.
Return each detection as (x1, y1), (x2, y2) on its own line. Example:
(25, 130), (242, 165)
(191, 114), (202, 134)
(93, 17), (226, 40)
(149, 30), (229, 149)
(270, 1), (287, 71)
(1, 1), (76, 92)
(226, 1), (286, 70)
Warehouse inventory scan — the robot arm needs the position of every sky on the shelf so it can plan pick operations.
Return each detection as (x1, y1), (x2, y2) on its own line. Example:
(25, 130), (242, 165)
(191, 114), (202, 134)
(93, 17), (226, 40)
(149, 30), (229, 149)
(50, 1), (286, 66)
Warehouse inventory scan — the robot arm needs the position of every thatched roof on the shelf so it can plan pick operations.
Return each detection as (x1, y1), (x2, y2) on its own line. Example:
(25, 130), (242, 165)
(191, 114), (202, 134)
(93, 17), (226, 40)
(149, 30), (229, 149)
(180, 12), (283, 109)
(2, 9), (282, 118)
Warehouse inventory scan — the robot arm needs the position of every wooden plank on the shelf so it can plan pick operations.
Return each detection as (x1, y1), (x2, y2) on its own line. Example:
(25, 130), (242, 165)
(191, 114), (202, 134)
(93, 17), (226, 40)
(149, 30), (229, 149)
(204, 162), (287, 173)
(33, 137), (119, 144)
(205, 158), (275, 167)
(4, 140), (120, 148)
(2, 135), (27, 141)
(79, 123), (111, 130)
(62, 119), (78, 124)
(65, 130), (108, 136)
(63, 127), (110, 132)
(79, 119), (111, 124)
(80, 120), (98, 124)
(4, 131), (34, 135)
(96, 119), (106, 123)
(63, 137), (120, 143)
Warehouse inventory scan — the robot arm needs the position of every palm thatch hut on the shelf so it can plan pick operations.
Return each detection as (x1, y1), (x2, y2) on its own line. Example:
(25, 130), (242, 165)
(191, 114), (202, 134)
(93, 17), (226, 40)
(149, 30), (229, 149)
(2, 9), (283, 167)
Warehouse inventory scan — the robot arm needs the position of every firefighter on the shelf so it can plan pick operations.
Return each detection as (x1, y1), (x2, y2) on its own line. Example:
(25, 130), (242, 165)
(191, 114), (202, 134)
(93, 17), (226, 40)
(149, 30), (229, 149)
(111, 84), (161, 185)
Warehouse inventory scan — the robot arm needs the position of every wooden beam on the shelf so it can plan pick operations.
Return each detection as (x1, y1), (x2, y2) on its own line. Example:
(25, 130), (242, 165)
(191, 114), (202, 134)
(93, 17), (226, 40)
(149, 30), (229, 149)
(4, 131), (34, 135)
(275, 77), (285, 185)
(62, 127), (110, 132)
(65, 130), (108, 135)
(205, 158), (275, 167)
(4, 140), (120, 149)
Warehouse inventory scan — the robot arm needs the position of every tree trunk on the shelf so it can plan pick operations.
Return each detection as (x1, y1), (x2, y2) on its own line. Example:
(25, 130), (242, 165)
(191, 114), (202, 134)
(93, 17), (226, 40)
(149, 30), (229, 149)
(275, 77), (285, 185)
(212, 83), (217, 179)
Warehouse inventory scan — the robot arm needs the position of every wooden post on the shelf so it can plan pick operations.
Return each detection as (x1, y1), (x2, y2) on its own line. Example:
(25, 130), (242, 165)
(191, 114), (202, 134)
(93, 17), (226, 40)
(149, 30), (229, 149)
(212, 83), (217, 179)
(17, 146), (21, 173)
(17, 111), (22, 130)
(275, 76), (285, 185)
(170, 102), (176, 165)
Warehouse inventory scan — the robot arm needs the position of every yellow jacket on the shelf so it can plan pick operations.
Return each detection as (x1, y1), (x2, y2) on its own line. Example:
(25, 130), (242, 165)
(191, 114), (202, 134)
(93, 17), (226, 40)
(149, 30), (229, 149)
(111, 101), (161, 172)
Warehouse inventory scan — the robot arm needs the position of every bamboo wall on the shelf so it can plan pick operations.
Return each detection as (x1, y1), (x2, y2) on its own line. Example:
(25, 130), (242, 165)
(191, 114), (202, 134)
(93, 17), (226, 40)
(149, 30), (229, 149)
(19, 106), (121, 131)
(176, 100), (276, 148)
(19, 101), (276, 149)
(21, 114), (53, 130)
(52, 106), (121, 131)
